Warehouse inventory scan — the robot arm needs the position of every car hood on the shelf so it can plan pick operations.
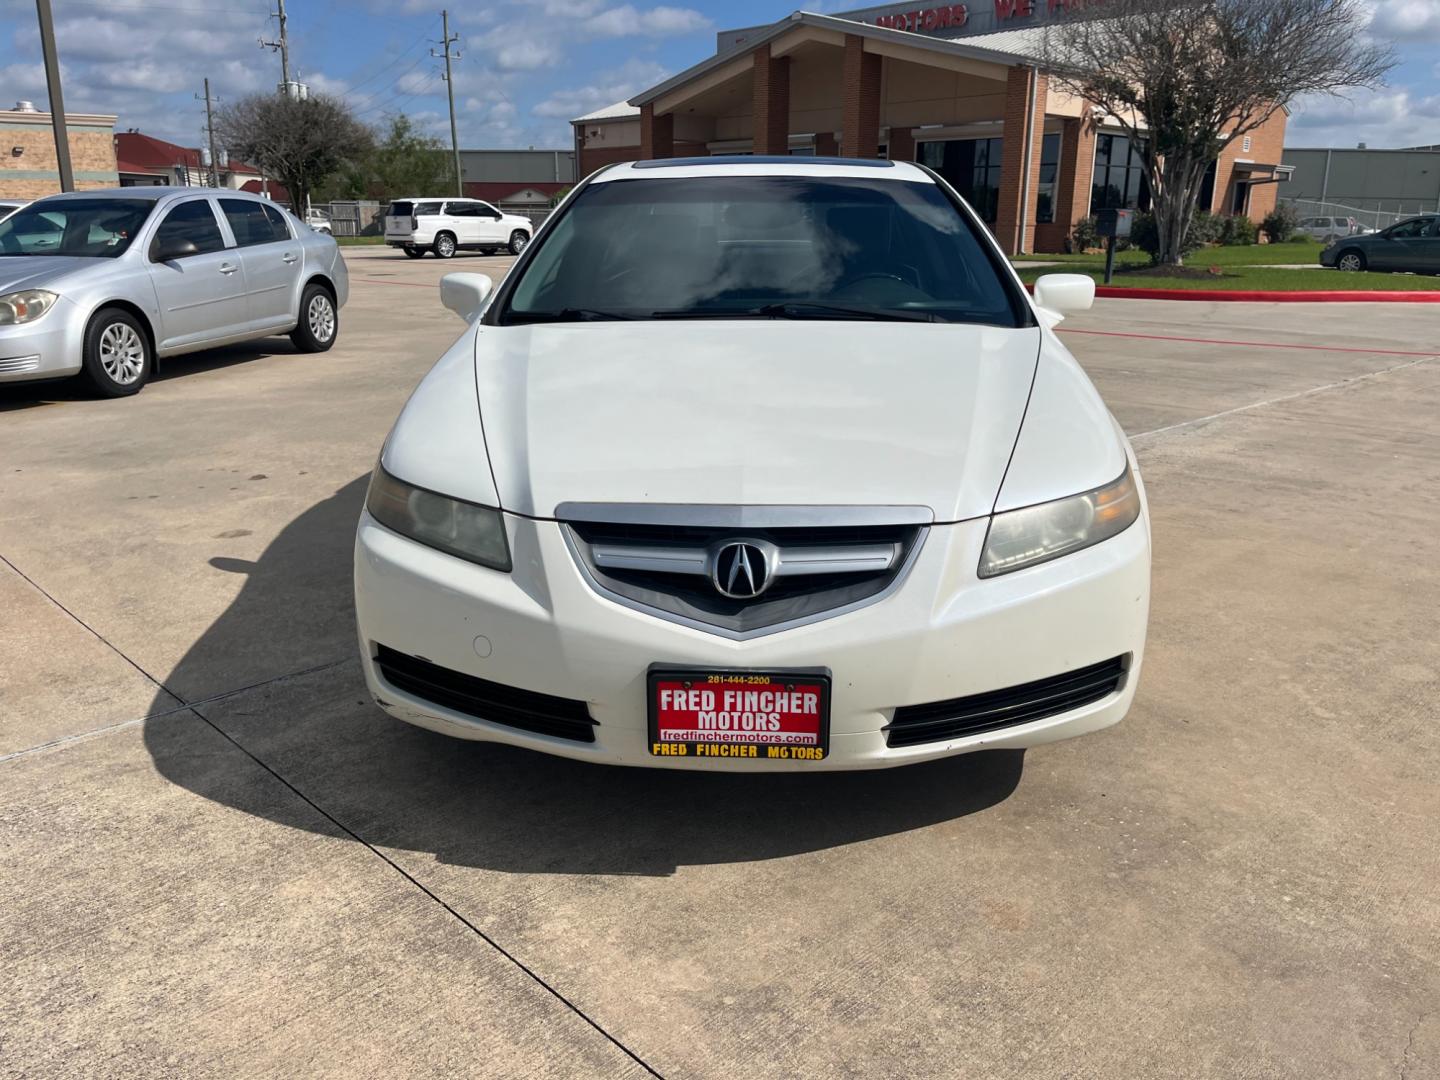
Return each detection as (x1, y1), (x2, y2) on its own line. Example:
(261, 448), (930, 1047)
(472, 320), (1041, 522)
(0, 255), (109, 293)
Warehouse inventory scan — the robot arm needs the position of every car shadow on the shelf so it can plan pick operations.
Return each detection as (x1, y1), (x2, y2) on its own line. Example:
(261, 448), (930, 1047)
(142, 475), (1025, 877)
(0, 338), (303, 412)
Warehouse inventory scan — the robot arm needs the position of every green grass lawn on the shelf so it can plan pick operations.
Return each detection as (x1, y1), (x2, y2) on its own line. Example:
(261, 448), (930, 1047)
(336, 235), (386, 246)
(1014, 241), (1440, 291)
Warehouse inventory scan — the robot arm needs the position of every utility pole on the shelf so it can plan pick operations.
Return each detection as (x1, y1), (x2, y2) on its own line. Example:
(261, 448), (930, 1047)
(261, 0), (292, 90)
(34, 0), (74, 192)
(198, 79), (221, 187)
(432, 11), (463, 197)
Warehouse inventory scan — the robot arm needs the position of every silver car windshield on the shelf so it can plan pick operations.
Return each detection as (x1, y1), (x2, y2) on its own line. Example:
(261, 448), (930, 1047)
(0, 198), (155, 258)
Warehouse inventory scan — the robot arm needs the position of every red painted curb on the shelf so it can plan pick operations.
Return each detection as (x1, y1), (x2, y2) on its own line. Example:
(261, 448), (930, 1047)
(1024, 282), (1440, 303)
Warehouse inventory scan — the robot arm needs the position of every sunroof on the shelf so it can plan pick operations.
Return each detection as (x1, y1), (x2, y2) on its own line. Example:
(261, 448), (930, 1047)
(631, 155), (897, 169)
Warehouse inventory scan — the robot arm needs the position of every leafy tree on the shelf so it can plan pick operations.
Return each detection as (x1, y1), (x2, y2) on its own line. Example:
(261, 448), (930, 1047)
(215, 92), (371, 213)
(366, 115), (455, 201)
(1041, 0), (1392, 266)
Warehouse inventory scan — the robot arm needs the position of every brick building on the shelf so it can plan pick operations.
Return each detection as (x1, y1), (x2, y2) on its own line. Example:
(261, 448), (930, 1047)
(571, 4), (1290, 254)
(0, 102), (118, 201)
(113, 132), (265, 190)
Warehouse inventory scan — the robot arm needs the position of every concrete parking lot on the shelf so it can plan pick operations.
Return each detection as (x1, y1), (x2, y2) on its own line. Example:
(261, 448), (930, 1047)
(2, 247), (1438, 1078)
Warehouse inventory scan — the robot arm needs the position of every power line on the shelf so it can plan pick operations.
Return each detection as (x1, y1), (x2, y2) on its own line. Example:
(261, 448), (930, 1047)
(341, 23), (437, 97)
(353, 71), (444, 118)
(346, 49), (434, 112)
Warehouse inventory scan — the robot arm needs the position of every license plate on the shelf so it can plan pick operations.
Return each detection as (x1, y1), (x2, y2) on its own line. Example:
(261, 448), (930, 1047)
(648, 668), (830, 762)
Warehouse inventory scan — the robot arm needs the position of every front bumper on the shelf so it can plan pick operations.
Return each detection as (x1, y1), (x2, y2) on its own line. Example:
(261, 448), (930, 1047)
(0, 300), (83, 383)
(353, 498), (1151, 771)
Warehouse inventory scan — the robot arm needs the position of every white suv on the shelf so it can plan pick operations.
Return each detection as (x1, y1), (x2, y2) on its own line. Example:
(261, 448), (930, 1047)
(383, 197), (532, 259)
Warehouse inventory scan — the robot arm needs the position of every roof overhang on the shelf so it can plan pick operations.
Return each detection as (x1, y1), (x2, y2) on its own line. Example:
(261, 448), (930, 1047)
(629, 10), (1031, 109)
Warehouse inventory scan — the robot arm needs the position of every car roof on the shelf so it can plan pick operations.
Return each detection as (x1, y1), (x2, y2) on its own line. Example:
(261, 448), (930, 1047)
(594, 156), (933, 183)
(25, 186), (280, 205)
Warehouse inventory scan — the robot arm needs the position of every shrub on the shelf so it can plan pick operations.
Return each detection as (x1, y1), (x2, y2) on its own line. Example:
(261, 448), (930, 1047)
(1261, 203), (1300, 243)
(1130, 209), (1223, 263)
(1219, 215), (1258, 245)
(1070, 216), (1100, 253)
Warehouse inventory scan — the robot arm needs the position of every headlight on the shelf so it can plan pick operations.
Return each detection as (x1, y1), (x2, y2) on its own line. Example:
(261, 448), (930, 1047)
(0, 289), (58, 326)
(979, 464), (1140, 578)
(365, 465), (512, 571)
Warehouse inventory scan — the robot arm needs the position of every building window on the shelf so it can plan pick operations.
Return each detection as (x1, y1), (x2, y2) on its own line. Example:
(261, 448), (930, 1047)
(917, 137), (1003, 222)
(1036, 133), (1061, 224)
(1092, 133), (1150, 212)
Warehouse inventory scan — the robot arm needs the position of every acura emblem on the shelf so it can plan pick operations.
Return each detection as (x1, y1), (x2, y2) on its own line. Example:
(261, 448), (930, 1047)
(713, 541), (770, 599)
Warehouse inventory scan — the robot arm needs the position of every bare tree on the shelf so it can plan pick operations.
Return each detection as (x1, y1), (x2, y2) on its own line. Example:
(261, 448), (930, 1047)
(215, 93), (371, 213)
(1041, 0), (1392, 266)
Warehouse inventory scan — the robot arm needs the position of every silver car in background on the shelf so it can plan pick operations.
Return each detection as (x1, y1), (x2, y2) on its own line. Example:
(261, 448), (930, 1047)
(0, 187), (348, 397)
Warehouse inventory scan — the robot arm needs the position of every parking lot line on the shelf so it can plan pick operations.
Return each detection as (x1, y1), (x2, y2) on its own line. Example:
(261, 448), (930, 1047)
(1132, 353), (1437, 442)
(1061, 327), (1440, 359)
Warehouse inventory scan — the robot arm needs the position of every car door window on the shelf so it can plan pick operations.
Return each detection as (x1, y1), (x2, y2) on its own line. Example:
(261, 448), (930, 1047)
(152, 200), (226, 257)
(446, 203), (478, 218)
(478, 203), (501, 219)
(1387, 219), (1427, 239)
(262, 204), (293, 240)
(415, 202), (441, 217)
(218, 199), (276, 247)
(1423, 219), (1440, 238)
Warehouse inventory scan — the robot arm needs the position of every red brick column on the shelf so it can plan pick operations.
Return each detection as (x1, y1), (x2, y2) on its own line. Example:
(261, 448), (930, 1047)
(841, 35), (882, 158)
(640, 103), (673, 160)
(888, 126), (916, 162)
(753, 44), (791, 156)
(1041, 115), (1096, 252)
(995, 66), (1048, 255)
(815, 132), (839, 157)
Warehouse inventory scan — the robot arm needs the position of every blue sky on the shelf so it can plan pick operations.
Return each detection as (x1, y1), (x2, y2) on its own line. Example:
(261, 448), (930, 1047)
(1, 0), (1437, 153)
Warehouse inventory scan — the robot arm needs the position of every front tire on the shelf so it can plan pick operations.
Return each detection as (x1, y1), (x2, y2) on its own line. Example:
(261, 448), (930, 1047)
(433, 232), (456, 259)
(403, 245), (424, 259)
(290, 283), (338, 353)
(82, 308), (151, 397)
(1335, 249), (1367, 272)
(508, 230), (529, 256)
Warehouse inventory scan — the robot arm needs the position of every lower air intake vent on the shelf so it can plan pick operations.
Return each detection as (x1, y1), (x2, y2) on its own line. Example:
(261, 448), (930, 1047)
(375, 645), (597, 743)
(885, 656), (1128, 748)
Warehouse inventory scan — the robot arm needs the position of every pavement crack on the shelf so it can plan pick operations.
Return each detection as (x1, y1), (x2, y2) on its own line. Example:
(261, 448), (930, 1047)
(1, 551), (173, 694)
(180, 704), (667, 1079)
(1131, 353), (1438, 445)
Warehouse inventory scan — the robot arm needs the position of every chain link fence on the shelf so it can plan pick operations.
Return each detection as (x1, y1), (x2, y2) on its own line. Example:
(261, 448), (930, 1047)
(1281, 198), (1433, 233)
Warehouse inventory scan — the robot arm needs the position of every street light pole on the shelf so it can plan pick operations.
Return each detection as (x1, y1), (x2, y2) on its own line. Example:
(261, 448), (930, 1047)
(433, 10), (463, 197)
(34, 0), (74, 192)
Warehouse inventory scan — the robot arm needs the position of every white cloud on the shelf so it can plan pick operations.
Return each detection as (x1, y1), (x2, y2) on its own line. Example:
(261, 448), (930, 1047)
(587, 4), (712, 37)
(486, 39), (566, 71)
(1365, 0), (1440, 40)
(532, 58), (669, 119)
(1288, 86), (1440, 148)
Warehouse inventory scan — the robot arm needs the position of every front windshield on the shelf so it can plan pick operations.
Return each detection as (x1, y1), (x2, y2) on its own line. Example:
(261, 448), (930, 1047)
(0, 198), (154, 258)
(500, 174), (1025, 327)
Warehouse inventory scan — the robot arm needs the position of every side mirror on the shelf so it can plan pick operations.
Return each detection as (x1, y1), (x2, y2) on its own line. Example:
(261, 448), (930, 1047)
(152, 236), (199, 262)
(1032, 273), (1095, 323)
(440, 272), (494, 323)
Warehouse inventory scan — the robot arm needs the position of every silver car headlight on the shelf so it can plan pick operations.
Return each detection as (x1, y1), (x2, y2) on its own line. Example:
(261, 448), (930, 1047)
(0, 289), (58, 326)
(366, 465), (512, 571)
(979, 464), (1141, 578)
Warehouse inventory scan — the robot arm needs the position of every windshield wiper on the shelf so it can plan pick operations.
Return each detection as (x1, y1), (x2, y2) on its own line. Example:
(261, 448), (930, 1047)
(651, 302), (937, 322)
(752, 302), (938, 322)
(506, 308), (634, 324)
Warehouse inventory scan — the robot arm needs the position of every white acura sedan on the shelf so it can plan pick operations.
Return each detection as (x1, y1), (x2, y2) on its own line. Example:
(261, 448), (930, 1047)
(354, 157), (1150, 771)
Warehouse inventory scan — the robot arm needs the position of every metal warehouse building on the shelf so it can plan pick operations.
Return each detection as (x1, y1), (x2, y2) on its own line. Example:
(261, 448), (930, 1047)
(572, 3), (1289, 254)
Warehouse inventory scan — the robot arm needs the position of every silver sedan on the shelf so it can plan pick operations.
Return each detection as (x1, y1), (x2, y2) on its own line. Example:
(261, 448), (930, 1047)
(0, 187), (348, 397)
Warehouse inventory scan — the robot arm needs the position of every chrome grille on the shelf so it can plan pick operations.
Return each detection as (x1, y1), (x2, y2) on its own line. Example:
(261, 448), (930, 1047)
(559, 503), (929, 638)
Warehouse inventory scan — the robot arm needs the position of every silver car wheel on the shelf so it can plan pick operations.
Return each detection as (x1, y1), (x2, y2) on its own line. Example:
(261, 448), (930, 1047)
(436, 234), (455, 257)
(511, 232), (529, 255)
(307, 293), (336, 342)
(99, 322), (146, 385)
(1337, 252), (1363, 272)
